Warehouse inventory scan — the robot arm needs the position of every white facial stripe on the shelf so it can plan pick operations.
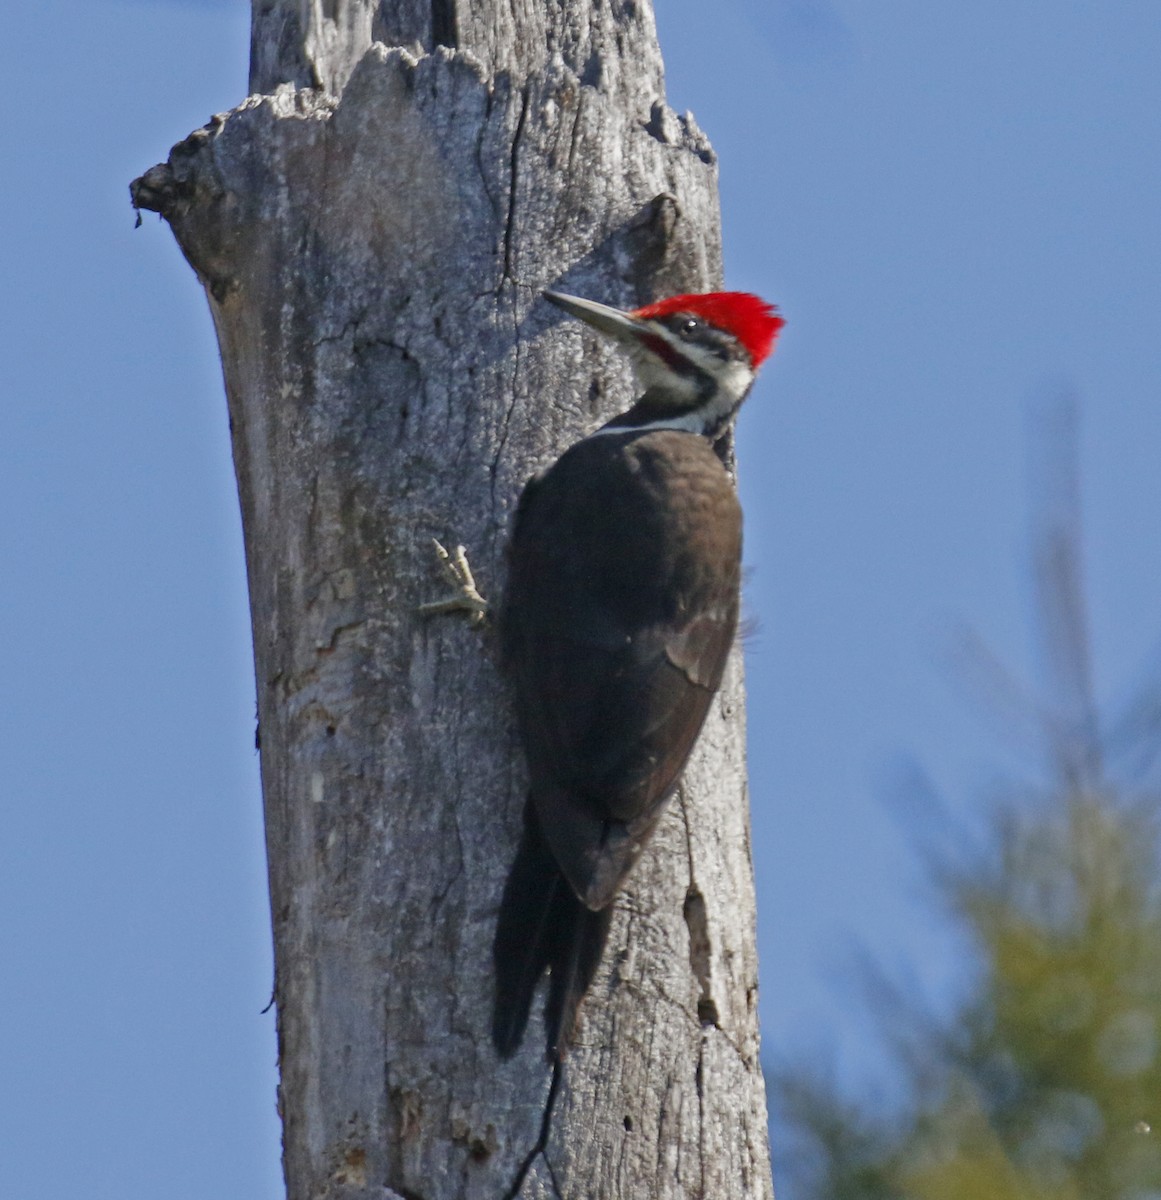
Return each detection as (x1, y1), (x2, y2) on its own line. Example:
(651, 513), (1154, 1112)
(630, 350), (703, 405)
(586, 412), (709, 438)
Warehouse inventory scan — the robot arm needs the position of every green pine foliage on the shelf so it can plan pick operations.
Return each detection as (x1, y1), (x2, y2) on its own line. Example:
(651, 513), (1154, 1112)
(774, 759), (1161, 1200)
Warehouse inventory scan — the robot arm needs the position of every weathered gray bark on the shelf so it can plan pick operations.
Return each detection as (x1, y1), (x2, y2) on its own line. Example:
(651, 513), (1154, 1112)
(133, 3), (772, 1197)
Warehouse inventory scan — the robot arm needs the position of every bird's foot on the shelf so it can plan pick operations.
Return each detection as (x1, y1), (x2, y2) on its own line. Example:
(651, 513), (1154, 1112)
(417, 540), (489, 627)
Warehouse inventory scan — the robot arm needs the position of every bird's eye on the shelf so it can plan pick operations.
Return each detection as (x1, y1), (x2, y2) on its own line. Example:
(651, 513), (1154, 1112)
(678, 316), (701, 338)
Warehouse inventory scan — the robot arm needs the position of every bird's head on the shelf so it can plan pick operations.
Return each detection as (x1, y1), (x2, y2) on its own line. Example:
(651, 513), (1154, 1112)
(545, 289), (784, 438)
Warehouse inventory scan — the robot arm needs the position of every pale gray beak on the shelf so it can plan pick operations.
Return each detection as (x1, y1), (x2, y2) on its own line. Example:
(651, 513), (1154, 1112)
(543, 290), (647, 346)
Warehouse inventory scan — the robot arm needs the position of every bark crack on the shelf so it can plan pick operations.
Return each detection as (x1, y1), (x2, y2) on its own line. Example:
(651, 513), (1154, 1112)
(475, 99), (502, 229)
(500, 1058), (563, 1200)
(427, 847), (464, 918)
(696, 1035), (707, 1198)
(431, 0), (458, 49)
(489, 338), (521, 512)
(677, 786), (697, 883)
(542, 1150), (564, 1199)
(706, 1020), (751, 1071)
(565, 92), (585, 178)
(312, 315), (361, 348)
(676, 792), (720, 1026)
(682, 887), (719, 1029)
(316, 619), (365, 654)
(502, 84), (531, 289)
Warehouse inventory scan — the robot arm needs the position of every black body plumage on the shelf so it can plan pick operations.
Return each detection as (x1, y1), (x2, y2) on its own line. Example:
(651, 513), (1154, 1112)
(493, 426), (742, 1060)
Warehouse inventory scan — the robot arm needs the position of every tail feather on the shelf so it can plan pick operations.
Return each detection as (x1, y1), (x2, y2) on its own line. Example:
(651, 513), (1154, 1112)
(492, 800), (614, 1060)
(543, 900), (613, 1061)
(492, 807), (561, 1057)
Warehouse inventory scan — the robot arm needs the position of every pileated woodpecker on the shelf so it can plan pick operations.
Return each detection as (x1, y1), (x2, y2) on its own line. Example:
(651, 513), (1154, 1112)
(492, 288), (784, 1061)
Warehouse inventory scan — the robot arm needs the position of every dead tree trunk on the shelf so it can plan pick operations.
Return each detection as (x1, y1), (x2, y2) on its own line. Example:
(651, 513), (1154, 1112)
(132, 2), (773, 1196)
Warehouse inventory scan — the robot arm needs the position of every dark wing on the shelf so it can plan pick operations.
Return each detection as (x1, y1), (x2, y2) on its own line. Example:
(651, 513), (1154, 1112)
(500, 431), (741, 909)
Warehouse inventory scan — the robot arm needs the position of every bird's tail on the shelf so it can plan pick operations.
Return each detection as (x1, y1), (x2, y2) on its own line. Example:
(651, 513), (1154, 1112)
(492, 799), (613, 1061)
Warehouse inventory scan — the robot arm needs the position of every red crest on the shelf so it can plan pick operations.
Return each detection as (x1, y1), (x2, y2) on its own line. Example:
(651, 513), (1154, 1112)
(631, 292), (785, 367)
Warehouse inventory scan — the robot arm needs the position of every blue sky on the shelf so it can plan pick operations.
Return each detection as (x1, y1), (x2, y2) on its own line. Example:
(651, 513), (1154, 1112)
(3, 2), (1159, 1196)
